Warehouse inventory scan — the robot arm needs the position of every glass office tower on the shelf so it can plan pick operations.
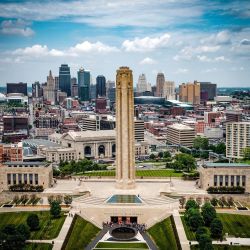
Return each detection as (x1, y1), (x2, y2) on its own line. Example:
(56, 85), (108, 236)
(59, 64), (71, 96)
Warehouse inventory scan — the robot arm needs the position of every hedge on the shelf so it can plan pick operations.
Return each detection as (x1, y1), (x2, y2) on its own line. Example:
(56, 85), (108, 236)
(207, 186), (245, 194)
(9, 184), (44, 192)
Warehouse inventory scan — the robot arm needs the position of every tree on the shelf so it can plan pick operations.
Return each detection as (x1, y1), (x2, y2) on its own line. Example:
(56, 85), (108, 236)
(56, 195), (63, 204)
(48, 195), (54, 205)
(64, 195), (73, 205)
(210, 218), (223, 239)
(30, 194), (37, 206)
(227, 197), (234, 208)
(198, 234), (213, 250)
(193, 136), (209, 150)
(214, 142), (226, 155)
(243, 147), (250, 160)
(27, 213), (40, 231)
(179, 197), (186, 209)
(201, 202), (217, 226)
(175, 153), (196, 172)
(195, 226), (209, 241)
(149, 153), (156, 160)
(196, 197), (202, 207)
(189, 213), (204, 231)
(210, 197), (218, 207)
(50, 201), (61, 218)
(185, 199), (199, 210)
(17, 224), (30, 239)
(13, 195), (19, 204)
(163, 151), (171, 158)
(158, 152), (163, 158)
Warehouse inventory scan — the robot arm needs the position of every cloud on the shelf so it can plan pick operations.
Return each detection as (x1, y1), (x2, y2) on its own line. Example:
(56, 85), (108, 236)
(69, 41), (119, 54)
(201, 30), (231, 45)
(197, 55), (211, 62)
(174, 45), (220, 61)
(175, 68), (188, 74)
(1, 19), (34, 37)
(197, 55), (229, 62)
(139, 57), (157, 65)
(203, 68), (217, 73)
(122, 33), (170, 52)
(240, 39), (250, 45)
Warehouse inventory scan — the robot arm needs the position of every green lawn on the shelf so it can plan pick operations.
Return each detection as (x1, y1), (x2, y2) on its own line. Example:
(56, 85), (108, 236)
(77, 169), (183, 177)
(181, 214), (250, 240)
(0, 211), (66, 240)
(63, 215), (100, 250)
(24, 243), (53, 250)
(94, 242), (148, 249)
(148, 217), (179, 250)
(180, 216), (196, 240)
(191, 245), (250, 250)
(217, 214), (250, 238)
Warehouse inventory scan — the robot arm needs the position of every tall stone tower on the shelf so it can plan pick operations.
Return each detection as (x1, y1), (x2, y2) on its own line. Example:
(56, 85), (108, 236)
(116, 66), (135, 189)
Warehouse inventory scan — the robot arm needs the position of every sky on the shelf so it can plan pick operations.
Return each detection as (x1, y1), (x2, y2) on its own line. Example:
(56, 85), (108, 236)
(0, 0), (249, 87)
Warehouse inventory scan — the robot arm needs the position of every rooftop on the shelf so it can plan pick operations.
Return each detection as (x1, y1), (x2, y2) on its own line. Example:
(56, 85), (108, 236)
(168, 123), (194, 131)
(204, 163), (250, 168)
(67, 130), (115, 140)
(3, 161), (48, 166)
(23, 139), (59, 148)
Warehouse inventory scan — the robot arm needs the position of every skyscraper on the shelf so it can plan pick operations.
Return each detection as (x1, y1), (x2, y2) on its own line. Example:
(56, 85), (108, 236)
(156, 73), (165, 97)
(179, 82), (200, 104)
(200, 82), (217, 102)
(71, 77), (78, 97)
(78, 67), (90, 102)
(59, 64), (71, 96)
(96, 75), (106, 98)
(43, 70), (56, 104)
(165, 81), (175, 100)
(136, 74), (148, 93)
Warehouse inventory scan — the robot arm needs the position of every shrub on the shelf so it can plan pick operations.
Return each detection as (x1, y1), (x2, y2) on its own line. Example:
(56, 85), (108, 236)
(195, 226), (209, 241)
(26, 214), (40, 231)
(185, 199), (199, 210)
(9, 184), (44, 192)
(207, 186), (245, 194)
(64, 195), (73, 205)
(210, 197), (218, 207)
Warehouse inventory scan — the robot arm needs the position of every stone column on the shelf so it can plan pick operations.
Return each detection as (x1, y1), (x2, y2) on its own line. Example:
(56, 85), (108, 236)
(115, 66), (135, 189)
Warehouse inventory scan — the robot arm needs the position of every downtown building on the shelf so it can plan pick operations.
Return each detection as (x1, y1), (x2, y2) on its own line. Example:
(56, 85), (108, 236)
(7, 82), (27, 96)
(200, 82), (217, 102)
(179, 81), (200, 105)
(226, 122), (250, 159)
(59, 64), (71, 96)
(96, 75), (106, 98)
(43, 70), (56, 104)
(136, 74), (151, 94)
(78, 67), (90, 102)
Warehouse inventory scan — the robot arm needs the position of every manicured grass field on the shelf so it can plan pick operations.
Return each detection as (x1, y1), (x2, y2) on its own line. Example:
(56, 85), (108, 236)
(148, 217), (179, 250)
(24, 243), (53, 250)
(64, 215), (100, 250)
(94, 242), (148, 249)
(78, 169), (183, 177)
(180, 216), (196, 240)
(181, 213), (250, 240)
(217, 213), (250, 238)
(0, 211), (66, 240)
(191, 245), (250, 250)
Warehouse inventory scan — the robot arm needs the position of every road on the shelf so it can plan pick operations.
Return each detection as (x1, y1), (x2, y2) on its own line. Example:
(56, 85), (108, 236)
(144, 131), (165, 146)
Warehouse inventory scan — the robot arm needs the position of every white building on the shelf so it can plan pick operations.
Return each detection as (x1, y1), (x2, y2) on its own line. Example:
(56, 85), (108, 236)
(165, 81), (175, 100)
(43, 70), (56, 104)
(226, 122), (250, 159)
(136, 74), (150, 93)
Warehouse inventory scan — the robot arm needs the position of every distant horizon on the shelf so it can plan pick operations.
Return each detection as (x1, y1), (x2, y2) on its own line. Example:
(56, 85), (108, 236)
(0, 0), (249, 87)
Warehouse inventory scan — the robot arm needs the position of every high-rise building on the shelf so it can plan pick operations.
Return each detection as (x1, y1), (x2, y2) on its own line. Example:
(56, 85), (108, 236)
(165, 81), (175, 100)
(90, 84), (96, 100)
(179, 82), (200, 105)
(43, 70), (56, 104)
(200, 82), (217, 102)
(137, 74), (148, 93)
(96, 75), (106, 98)
(71, 77), (78, 97)
(226, 122), (250, 159)
(167, 123), (195, 147)
(7, 82), (27, 96)
(55, 76), (59, 91)
(225, 110), (243, 123)
(156, 73), (165, 97)
(32, 82), (43, 98)
(59, 64), (71, 96)
(78, 67), (90, 102)
(106, 80), (115, 93)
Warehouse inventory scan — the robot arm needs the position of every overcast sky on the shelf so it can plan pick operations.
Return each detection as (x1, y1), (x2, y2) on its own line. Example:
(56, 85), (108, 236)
(0, 0), (249, 87)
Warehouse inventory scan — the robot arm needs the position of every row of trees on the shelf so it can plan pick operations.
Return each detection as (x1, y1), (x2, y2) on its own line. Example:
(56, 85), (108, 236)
(57, 159), (107, 176)
(48, 195), (73, 205)
(184, 199), (223, 250)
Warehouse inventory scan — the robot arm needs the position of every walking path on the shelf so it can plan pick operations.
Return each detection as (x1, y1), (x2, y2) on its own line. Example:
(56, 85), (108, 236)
(26, 210), (75, 250)
(173, 209), (190, 250)
(85, 227), (109, 250)
(140, 231), (158, 250)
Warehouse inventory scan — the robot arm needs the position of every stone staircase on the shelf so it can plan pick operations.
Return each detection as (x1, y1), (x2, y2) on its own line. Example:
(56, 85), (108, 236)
(143, 196), (177, 205)
(74, 196), (107, 205)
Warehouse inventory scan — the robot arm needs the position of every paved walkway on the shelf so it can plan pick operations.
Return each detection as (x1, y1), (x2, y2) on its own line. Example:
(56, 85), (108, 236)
(173, 210), (190, 250)
(26, 211), (75, 250)
(85, 227), (109, 250)
(141, 231), (158, 250)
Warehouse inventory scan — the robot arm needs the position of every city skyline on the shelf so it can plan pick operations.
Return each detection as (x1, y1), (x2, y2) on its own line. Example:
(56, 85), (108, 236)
(0, 0), (250, 86)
